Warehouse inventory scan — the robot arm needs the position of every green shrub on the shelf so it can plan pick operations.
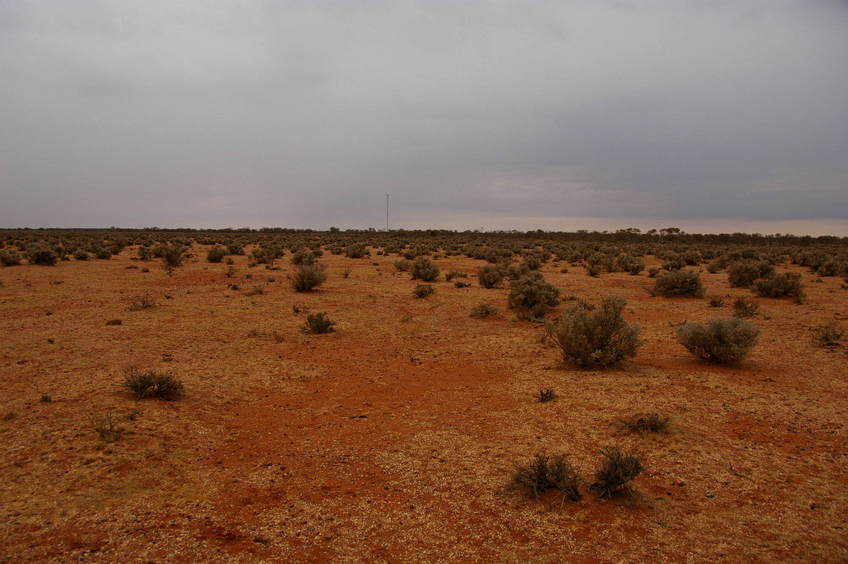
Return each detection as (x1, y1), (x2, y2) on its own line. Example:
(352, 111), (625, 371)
(0, 250), (21, 266)
(26, 245), (58, 266)
(677, 318), (759, 364)
(345, 244), (368, 258)
(652, 270), (705, 297)
(508, 272), (560, 320)
(411, 257), (439, 282)
(754, 272), (804, 300)
(589, 448), (643, 498)
(74, 249), (90, 261)
(227, 243), (245, 255)
(812, 321), (843, 348)
(728, 260), (774, 288)
(290, 264), (327, 292)
(303, 312), (335, 334)
(160, 245), (185, 272)
(510, 454), (582, 502)
(123, 368), (184, 400)
(549, 297), (640, 368)
(477, 265), (504, 289)
(393, 259), (411, 272)
(207, 246), (227, 263)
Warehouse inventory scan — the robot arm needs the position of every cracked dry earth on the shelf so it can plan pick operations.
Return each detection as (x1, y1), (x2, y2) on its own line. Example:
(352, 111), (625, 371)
(1, 247), (847, 562)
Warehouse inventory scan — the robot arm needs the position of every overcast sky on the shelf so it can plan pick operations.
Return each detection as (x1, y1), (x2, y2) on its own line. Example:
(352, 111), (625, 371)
(2, 1), (847, 234)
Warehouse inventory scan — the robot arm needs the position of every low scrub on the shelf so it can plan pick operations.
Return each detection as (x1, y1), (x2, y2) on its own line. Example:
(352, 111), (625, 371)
(618, 413), (669, 434)
(677, 318), (759, 364)
(26, 245), (58, 266)
(0, 250), (21, 266)
(411, 257), (440, 282)
(413, 284), (435, 298)
(123, 367), (184, 400)
(728, 260), (774, 288)
(732, 297), (759, 318)
(536, 387), (557, 403)
(303, 312), (335, 334)
(207, 246), (227, 263)
(290, 264), (327, 292)
(812, 321), (843, 348)
(588, 448), (643, 498)
(753, 272), (804, 300)
(470, 303), (497, 318)
(510, 454), (582, 502)
(508, 272), (560, 320)
(477, 265), (504, 288)
(549, 297), (640, 368)
(652, 270), (705, 297)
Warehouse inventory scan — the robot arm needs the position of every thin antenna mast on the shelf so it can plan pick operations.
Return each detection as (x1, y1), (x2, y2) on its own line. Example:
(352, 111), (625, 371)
(386, 194), (390, 231)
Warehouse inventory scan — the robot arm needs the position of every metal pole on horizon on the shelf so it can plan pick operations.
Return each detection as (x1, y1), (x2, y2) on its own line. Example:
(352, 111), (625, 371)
(386, 194), (389, 231)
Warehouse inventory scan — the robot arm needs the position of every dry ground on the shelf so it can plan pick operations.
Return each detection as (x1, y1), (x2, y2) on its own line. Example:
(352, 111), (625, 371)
(1, 247), (846, 562)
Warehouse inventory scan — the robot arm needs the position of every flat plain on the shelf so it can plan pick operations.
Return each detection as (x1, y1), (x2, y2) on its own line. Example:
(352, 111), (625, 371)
(1, 238), (846, 562)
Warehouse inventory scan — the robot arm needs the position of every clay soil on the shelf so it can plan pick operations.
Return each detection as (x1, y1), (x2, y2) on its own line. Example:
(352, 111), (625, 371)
(1, 248), (846, 562)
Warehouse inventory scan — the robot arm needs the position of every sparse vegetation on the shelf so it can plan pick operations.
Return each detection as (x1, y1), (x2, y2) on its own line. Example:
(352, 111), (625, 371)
(618, 413), (669, 434)
(477, 265), (504, 288)
(470, 303), (497, 318)
(413, 284), (435, 298)
(508, 272), (560, 320)
(812, 321), (843, 348)
(733, 297), (759, 318)
(754, 272), (805, 300)
(549, 297), (640, 368)
(589, 448), (643, 498)
(303, 312), (335, 334)
(123, 367), (184, 400)
(536, 388), (557, 403)
(677, 318), (760, 364)
(411, 257), (440, 282)
(510, 454), (582, 502)
(126, 293), (156, 311)
(652, 270), (705, 297)
(290, 264), (327, 292)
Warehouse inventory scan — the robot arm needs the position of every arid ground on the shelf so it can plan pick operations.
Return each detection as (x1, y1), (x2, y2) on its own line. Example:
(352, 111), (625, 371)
(1, 246), (846, 562)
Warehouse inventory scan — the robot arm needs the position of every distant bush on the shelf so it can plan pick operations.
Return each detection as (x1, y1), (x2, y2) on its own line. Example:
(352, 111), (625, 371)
(227, 243), (245, 255)
(708, 297), (724, 308)
(411, 257), (439, 282)
(618, 413), (669, 434)
(73, 249), (90, 261)
(207, 246), (227, 263)
(510, 454), (582, 502)
(728, 260), (774, 288)
(652, 270), (704, 297)
(661, 254), (685, 271)
(508, 272), (560, 320)
(444, 270), (466, 281)
(732, 297), (759, 318)
(126, 293), (156, 311)
(549, 297), (640, 368)
(470, 303), (497, 318)
(290, 264), (327, 292)
(0, 250), (21, 266)
(754, 272), (804, 300)
(393, 259), (411, 272)
(615, 254), (644, 275)
(812, 321), (843, 348)
(507, 262), (531, 281)
(26, 245), (58, 266)
(345, 244), (368, 258)
(413, 284), (435, 298)
(589, 448), (643, 498)
(535, 388), (557, 403)
(677, 318), (759, 364)
(93, 412), (123, 442)
(477, 265), (504, 289)
(160, 245), (185, 272)
(123, 367), (183, 400)
(303, 312), (335, 334)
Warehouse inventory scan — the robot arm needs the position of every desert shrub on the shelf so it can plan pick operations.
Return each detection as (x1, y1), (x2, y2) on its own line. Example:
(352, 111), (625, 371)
(816, 260), (841, 277)
(754, 272), (804, 300)
(126, 293), (156, 311)
(303, 312), (335, 334)
(661, 254), (685, 271)
(470, 303), (497, 318)
(454, 281), (470, 288)
(393, 259), (411, 272)
(105, 319), (123, 326)
(137, 246), (153, 261)
(160, 245), (185, 272)
(522, 254), (543, 271)
(477, 265), (504, 289)
(589, 448), (643, 498)
(290, 264), (327, 292)
(411, 257), (439, 282)
(733, 297), (759, 318)
(207, 246), (227, 263)
(510, 454), (582, 502)
(444, 270), (466, 281)
(288, 249), (314, 265)
(647, 267), (660, 278)
(507, 262), (531, 280)
(728, 260), (774, 288)
(345, 244), (368, 258)
(536, 387), (557, 403)
(73, 249), (90, 261)
(413, 284), (435, 298)
(618, 413), (669, 434)
(0, 250), (21, 266)
(812, 321), (843, 348)
(26, 245), (58, 266)
(708, 297), (724, 307)
(93, 412), (123, 442)
(94, 247), (112, 259)
(508, 272), (560, 320)
(227, 243), (245, 255)
(549, 297), (640, 368)
(245, 285), (265, 296)
(253, 246), (283, 265)
(706, 259), (722, 274)
(677, 318), (760, 364)
(123, 368), (184, 400)
(615, 254), (644, 275)
(652, 270), (704, 297)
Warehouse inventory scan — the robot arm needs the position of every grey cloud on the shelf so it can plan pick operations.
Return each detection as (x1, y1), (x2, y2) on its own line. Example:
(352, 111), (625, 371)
(1, 1), (847, 232)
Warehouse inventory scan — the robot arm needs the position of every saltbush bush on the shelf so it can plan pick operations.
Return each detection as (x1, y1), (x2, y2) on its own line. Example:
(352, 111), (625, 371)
(411, 257), (439, 282)
(508, 272), (560, 320)
(677, 318), (759, 364)
(549, 297), (640, 368)
(652, 270), (704, 297)
(290, 264), (327, 292)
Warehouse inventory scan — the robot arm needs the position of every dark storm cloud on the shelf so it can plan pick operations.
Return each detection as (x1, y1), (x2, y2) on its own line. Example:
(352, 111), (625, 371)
(1, 1), (847, 232)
